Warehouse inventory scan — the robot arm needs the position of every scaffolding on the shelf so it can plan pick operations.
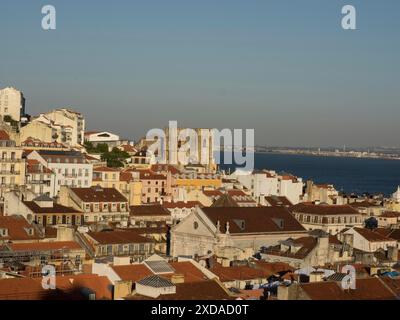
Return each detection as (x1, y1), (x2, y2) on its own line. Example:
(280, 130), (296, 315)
(0, 246), (82, 277)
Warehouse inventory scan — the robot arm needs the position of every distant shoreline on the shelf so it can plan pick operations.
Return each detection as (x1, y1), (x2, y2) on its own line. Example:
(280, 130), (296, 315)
(254, 150), (400, 161)
(219, 149), (400, 161)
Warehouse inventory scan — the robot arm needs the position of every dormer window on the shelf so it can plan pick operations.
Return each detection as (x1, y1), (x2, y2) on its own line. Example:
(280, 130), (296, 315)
(25, 227), (34, 236)
(0, 228), (9, 237)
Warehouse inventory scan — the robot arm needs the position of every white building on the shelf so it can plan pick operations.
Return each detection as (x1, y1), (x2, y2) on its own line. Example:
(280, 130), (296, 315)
(230, 169), (303, 205)
(392, 186), (400, 203)
(42, 108), (85, 146)
(25, 159), (57, 197)
(84, 131), (120, 150)
(27, 150), (93, 196)
(0, 87), (25, 122)
(170, 206), (308, 259)
(341, 227), (397, 253)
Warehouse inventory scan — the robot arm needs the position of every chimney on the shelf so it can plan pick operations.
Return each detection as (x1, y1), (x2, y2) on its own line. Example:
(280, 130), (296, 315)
(277, 283), (299, 300)
(387, 246), (398, 262)
(309, 271), (325, 283)
(171, 274), (185, 284)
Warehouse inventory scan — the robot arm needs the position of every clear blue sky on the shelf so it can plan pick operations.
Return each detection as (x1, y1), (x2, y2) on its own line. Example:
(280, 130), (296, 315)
(1, 0), (399, 147)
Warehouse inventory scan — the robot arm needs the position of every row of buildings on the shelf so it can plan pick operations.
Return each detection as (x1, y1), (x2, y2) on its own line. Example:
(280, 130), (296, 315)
(1, 86), (400, 300)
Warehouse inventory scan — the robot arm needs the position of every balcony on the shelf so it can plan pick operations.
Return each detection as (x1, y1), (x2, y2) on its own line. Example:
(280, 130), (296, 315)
(0, 158), (21, 163)
(0, 171), (20, 175)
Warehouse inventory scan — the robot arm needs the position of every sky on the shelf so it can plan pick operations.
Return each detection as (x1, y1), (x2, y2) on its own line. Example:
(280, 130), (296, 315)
(0, 0), (399, 147)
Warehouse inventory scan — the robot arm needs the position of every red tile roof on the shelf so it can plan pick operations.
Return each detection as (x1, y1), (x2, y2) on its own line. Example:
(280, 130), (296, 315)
(290, 203), (360, 215)
(26, 159), (53, 174)
(353, 227), (395, 243)
(8, 241), (83, 252)
(265, 196), (293, 207)
(71, 187), (127, 203)
(130, 205), (171, 216)
(23, 201), (81, 214)
(0, 215), (41, 241)
(93, 166), (120, 172)
(112, 264), (153, 282)
(0, 130), (10, 140)
(300, 278), (397, 300)
(127, 280), (234, 300)
(162, 201), (202, 209)
(0, 274), (112, 300)
(202, 207), (306, 234)
(87, 230), (153, 245)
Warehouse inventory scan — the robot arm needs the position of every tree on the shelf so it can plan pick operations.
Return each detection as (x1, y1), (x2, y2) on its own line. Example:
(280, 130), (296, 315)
(101, 147), (130, 168)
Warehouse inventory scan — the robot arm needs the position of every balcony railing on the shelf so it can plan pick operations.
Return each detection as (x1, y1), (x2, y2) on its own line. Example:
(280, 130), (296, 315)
(0, 171), (20, 175)
(0, 158), (21, 163)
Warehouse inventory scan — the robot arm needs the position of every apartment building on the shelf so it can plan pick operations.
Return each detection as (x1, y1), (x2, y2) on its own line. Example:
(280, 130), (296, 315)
(92, 167), (142, 206)
(84, 230), (155, 258)
(4, 194), (83, 227)
(84, 131), (120, 150)
(27, 150), (93, 195)
(0, 87), (25, 122)
(25, 159), (56, 197)
(290, 202), (364, 235)
(42, 108), (85, 146)
(170, 206), (308, 259)
(132, 169), (172, 204)
(0, 130), (25, 198)
(58, 186), (129, 223)
(230, 169), (303, 205)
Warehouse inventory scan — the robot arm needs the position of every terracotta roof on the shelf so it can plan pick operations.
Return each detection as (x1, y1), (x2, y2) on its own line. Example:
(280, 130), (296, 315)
(71, 187), (127, 203)
(162, 201), (202, 209)
(300, 278), (397, 300)
(0, 275), (112, 300)
(139, 170), (166, 180)
(203, 190), (223, 197)
(112, 264), (153, 282)
(0, 130), (11, 140)
(0, 215), (41, 241)
(210, 262), (271, 282)
(93, 166), (120, 172)
(290, 203), (360, 215)
(36, 150), (88, 164)
(127, 280), (234, 300)
(120, 172), (135, 182)
(353, 227), (395, 243)
(211, 194), (240, 207)
(379, 211), (400, 218)
(26, 159), (53, 174)
(265, 196), (293, 207)
(130, 205), (171, 216)
(23, 201), (82, 214)
(263, 237), (318, 259)
(87, 230), (153, 245)
(202, 207), (306, 234)
(150, 164), (181, 175)
(112, 261), (208, 284)
(119, 144), (137, 153)
(166, 262), (209, 283)
(350, 201), (382, 208)
(376, 228), (400, 241)
(8, 241), (83, 252)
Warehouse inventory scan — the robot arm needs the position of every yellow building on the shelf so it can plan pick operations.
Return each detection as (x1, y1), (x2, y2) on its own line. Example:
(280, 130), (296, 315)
(0, 129), (26, 198)
(20, 119), (56, 143)
(92, 167), (142, 206)
(174, 173), (222, 192)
